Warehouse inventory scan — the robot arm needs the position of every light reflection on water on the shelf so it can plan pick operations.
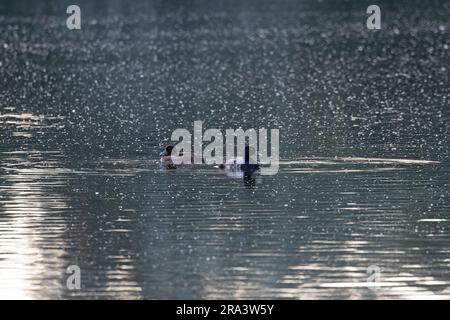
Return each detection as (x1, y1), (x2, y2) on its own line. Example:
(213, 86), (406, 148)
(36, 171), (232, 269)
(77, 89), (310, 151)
(0, 142), (449, 299)
(0, 151), (68, 299)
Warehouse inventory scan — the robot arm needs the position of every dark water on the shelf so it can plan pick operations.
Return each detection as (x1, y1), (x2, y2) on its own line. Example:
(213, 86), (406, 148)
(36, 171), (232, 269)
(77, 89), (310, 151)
(1, 0), (450, 299)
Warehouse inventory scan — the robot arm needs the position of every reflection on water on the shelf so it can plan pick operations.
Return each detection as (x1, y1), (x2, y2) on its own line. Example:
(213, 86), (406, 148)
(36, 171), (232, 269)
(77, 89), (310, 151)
(1, 145), (449, 299)
(0, 151), (68, 299)
(1, 0), (450, 300)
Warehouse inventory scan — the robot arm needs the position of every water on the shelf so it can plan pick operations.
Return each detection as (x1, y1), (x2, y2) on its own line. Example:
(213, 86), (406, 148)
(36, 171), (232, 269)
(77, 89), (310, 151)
(1, 0), (450, 299)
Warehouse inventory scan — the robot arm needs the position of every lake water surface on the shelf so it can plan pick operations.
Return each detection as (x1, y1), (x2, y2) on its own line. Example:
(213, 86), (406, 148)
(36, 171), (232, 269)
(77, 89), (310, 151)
(1, 0), (450, 299)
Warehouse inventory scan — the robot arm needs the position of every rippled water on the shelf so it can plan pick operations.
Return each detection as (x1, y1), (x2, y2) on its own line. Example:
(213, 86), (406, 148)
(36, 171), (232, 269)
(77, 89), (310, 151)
(1, 0), (450, 299)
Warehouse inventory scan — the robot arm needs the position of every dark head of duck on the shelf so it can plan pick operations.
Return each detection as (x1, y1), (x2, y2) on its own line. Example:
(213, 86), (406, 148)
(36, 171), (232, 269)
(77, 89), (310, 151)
(160, 145), (174, 157)
(241, 145), (259, 188)
(241, 145), (260, 173)
(160, 145), (177, 169)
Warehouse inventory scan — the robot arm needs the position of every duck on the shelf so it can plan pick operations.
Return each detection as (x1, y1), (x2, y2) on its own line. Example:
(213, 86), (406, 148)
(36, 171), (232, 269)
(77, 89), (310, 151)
(160, 145), (177, 169)
(219, 146), (260, 174)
